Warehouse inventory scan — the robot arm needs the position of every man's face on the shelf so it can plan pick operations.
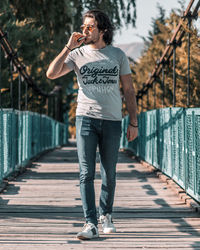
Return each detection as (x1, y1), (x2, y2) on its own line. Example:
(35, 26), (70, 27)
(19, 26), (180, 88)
(81, 17), (103, 45)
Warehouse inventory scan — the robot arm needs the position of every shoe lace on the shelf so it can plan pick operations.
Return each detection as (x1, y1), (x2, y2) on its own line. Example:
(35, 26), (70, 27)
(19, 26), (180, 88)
(82, 223), (94, 232)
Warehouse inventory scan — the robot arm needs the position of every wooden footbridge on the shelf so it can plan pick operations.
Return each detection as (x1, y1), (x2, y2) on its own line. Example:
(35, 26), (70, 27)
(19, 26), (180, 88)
(0, 140), (200, 250)
(1, 1), (200, 249)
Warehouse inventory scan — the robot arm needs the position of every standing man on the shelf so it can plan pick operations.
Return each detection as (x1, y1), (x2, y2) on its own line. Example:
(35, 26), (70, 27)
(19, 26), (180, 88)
(46, 9), (138, 240)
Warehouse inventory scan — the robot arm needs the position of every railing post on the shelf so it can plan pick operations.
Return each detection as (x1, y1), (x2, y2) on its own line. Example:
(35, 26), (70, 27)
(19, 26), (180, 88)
(0, 46), (2, 109)
(141, 96), (143, 112)
(31, 94), (35, 112)
(9, 60), (14, 109)
(142, 83), (145, 111)
(46, 97), (49, 116)
(162, 64), (165, 107)
(50, 96), (55, 119)
(18, 74), (21, 110)
(54, 96), (57, 120)
(147, 89), (149, 110)
(187, 14), (191, 107)
(40, 95), (43, 152)
(49, 97), (51, 117)
(140, 98), (142, 113)
(25, 81), (28, 110)
(153, 81), (156, 109)
(172, 40), (177, 107)
(136, 97), (139, 113)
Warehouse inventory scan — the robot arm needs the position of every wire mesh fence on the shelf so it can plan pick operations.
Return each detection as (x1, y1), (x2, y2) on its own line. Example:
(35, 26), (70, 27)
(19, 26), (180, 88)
(0, 109), (68, 183)
(0, 27), (68, 183)
(120, 107), (200, 203)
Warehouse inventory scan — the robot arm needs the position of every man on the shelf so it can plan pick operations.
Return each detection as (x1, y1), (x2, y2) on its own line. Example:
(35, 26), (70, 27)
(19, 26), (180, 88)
(46, 9), (138, 240)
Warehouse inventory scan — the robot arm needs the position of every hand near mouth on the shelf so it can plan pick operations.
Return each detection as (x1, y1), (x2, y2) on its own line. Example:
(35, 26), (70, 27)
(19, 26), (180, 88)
(65, 32), (86, 50)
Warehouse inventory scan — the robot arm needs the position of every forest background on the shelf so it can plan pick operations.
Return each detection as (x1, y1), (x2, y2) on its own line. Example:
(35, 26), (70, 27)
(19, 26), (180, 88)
(0, 0), (199, 137)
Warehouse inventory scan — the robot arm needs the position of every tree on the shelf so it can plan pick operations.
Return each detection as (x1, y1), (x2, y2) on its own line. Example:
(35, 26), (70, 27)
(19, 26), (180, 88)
(132, 2), (200, 112)
(132, 5), (170, 111)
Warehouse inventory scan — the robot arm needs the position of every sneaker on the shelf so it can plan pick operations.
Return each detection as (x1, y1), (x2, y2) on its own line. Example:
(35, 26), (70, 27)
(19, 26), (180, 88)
(99, 213), (116, 233)
(77, 223), (99, 240)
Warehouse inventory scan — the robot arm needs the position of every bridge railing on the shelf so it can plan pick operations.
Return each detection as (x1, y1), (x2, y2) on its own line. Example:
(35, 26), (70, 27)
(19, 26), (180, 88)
(0, 109), (67, 183)
(0, 27), (68, 184)
(121, 108), (200, 203)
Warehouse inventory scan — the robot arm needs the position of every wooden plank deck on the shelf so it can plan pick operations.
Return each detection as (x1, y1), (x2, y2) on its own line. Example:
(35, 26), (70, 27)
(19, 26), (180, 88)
(0, 140), (200, 249)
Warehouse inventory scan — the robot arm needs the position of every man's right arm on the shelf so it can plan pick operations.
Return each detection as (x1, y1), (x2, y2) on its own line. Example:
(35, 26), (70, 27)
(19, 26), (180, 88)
(46, 32), (85, 80)
(46, 46), (72, 79)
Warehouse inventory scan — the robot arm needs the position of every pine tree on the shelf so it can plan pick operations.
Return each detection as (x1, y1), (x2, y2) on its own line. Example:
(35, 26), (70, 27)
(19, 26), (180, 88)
(132, 2), (200, 112)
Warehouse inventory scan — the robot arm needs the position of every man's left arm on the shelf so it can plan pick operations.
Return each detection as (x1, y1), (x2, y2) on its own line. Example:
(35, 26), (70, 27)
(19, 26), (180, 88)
(120, 74), (138, 142)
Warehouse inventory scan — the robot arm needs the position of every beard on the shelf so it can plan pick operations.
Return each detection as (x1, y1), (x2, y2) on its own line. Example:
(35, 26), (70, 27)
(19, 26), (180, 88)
(84, 33), (100, 45)
(84, 40), (95, 45)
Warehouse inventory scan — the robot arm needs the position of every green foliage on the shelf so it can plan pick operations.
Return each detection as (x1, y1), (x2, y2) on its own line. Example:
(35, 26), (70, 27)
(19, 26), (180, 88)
(0, 0), (136, 117)
(132, 3), (200, 112)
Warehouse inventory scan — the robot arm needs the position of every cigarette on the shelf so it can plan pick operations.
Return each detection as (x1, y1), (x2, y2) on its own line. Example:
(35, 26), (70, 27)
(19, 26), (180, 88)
(65, 31), (86, 42)
(77, 36), (86, 42)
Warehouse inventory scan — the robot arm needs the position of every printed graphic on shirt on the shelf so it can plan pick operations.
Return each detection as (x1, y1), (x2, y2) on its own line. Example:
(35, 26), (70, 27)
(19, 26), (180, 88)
(79, 61), (119, 94)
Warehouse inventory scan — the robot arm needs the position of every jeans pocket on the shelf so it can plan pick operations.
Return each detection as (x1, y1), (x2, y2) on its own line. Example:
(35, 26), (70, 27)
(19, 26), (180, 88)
(76, 116), (92, 136)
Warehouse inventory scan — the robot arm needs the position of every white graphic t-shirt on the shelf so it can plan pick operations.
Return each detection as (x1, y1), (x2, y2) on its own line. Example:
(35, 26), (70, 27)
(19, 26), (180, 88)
(64, 45), (131, 121)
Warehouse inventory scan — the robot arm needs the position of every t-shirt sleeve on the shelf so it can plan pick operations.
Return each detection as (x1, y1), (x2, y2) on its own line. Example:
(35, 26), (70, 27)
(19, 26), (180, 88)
(119, 51), (132, 75)
(64, 51), (75, 71)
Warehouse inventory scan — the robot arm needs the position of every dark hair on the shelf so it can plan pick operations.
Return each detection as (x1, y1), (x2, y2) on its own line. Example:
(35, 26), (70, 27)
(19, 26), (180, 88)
(83, 9), (114, 45)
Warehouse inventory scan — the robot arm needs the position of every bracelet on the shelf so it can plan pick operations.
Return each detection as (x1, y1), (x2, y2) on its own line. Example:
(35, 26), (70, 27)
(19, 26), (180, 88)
(65, 45), (72, 51)
(129, 123), (138, 128)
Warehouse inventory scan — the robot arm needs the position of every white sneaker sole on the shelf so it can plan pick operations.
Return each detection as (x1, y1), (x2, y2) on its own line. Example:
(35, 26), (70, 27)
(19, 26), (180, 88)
(77, 234), (99, 240)
(103, 228), (116, 234)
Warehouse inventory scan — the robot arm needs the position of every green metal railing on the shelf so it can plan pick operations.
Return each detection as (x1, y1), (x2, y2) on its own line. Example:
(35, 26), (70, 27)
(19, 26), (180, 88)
(120, 107), (200, 203)
(0, 109), (68, 183)
(0, 26), (69, 185)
